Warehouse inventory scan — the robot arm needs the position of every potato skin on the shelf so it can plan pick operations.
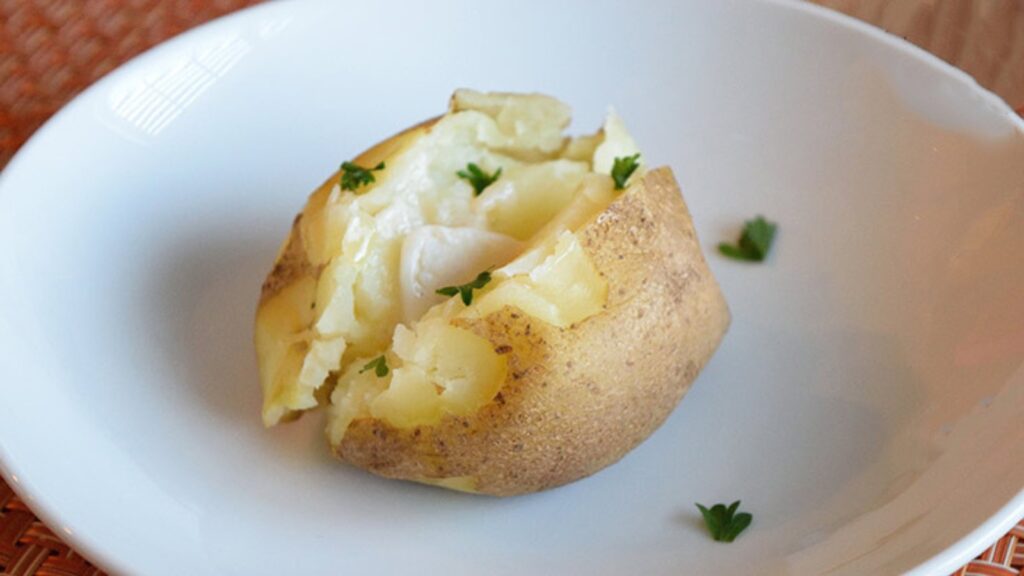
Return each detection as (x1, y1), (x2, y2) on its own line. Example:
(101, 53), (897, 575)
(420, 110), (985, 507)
(335, 167), (730, 496)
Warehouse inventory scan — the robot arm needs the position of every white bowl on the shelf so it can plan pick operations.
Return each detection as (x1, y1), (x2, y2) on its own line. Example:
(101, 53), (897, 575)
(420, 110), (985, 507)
(1, 1), (1022, 574)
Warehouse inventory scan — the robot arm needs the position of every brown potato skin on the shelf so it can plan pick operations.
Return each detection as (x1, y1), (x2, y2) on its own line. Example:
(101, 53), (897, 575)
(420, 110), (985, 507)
(334, 167), (731, 496)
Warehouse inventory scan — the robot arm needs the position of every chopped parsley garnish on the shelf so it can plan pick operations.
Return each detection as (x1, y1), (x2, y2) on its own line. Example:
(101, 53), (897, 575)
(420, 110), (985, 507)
(436, 270), (492, 306)
(611, 153), (641, 190)
(696, 501), (752, 543)
(360, 355), (389, 378)
(718, 216), (777, 262)
(456, 163), (502, 196)
(340, 160), (385, 191)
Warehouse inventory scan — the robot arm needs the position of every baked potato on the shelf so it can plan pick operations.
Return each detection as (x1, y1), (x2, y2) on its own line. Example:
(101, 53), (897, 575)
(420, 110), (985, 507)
(256, 90), (729, 496)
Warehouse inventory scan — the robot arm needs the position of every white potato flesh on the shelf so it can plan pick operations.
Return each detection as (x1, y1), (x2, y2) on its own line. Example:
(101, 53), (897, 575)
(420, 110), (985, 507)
(399, 226), (522, 323)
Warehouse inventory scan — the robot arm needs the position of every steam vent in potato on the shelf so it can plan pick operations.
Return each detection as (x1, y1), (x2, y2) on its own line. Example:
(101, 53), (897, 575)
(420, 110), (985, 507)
(255, 90), (730, 496)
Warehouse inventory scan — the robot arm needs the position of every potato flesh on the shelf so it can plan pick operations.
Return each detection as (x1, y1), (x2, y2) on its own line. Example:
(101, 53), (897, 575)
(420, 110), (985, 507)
(258, 90), (642, 431)
(474, 160), (589, 240)
(255, 276), (318, 424)
(399, 226), (522, 323)
(373, 320), (507, 425)
(471, 231), (607, 328)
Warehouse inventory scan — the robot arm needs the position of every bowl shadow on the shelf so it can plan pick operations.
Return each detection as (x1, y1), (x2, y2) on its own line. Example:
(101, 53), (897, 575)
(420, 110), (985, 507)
(151, 221), (276, 425)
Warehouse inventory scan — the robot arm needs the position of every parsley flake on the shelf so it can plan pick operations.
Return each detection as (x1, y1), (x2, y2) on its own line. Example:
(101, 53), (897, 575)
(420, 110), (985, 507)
(457, 163), (502, 196)
(436, 270), (492, 306)
(696, 501), (752, 543)
(611, 153), (641, 190)
(360, 355), (389, 378)
(340, 161), (386, 191)
(718, 215), (777, 262)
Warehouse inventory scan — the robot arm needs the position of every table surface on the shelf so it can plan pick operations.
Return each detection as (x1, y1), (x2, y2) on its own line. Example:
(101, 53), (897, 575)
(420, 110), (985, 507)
(0, 1), (1022, 575)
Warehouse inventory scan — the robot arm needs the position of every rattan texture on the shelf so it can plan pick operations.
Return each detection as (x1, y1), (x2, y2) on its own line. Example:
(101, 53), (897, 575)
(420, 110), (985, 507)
(0, 1), (1022, 575)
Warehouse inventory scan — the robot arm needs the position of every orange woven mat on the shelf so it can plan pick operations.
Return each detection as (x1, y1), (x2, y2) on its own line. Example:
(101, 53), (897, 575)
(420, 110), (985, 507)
(0, 1), (1022, 575)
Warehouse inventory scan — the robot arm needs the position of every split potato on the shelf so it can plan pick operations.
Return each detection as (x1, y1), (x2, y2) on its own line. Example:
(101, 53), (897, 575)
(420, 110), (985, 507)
(255, 90), (729, 496)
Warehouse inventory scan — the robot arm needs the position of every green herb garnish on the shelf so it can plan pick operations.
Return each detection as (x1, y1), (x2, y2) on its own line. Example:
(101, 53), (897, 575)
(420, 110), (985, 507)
(696, 501), (752, 543)
(611, 153), (641, 190)
(360, 355), (389, 378)
(457, 163), (502, 196)
(436, 270), (492, 306)
(718, 216), (777, 262)
(340, 160), (386, 191)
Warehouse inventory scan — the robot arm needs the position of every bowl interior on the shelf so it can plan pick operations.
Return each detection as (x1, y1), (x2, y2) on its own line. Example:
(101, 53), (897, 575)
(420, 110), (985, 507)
(0, 1), (1022, 575)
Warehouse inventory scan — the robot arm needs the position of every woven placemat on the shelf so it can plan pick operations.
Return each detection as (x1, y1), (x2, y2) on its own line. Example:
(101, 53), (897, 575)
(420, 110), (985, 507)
(0, 1), (1022, 575)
